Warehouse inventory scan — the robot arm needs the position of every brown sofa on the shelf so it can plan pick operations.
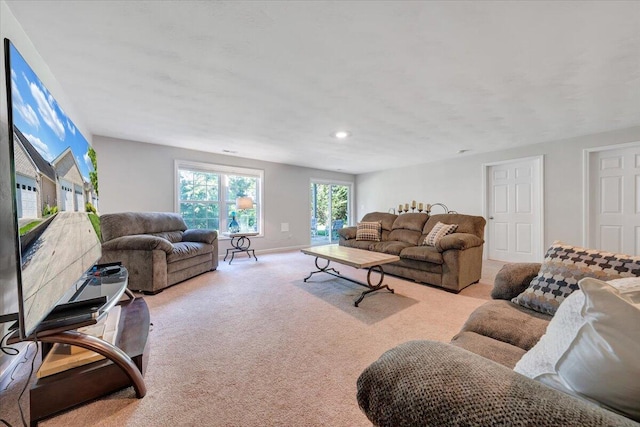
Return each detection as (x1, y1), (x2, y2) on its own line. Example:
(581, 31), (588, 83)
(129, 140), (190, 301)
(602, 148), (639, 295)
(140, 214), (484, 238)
(356, 262), (640, 426)
(99, 212), (218, 294)
(338, 212), (486, 292)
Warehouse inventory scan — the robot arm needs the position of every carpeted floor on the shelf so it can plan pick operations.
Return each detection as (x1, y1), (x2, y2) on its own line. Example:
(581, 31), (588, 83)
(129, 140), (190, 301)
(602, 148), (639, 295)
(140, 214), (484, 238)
(0, 250), (504, 426)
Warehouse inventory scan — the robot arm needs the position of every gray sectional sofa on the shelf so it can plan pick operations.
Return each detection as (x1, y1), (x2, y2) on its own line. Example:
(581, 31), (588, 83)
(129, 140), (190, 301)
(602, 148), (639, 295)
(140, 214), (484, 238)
(338, 212), (486, 292)
(99, 212), (218, 294)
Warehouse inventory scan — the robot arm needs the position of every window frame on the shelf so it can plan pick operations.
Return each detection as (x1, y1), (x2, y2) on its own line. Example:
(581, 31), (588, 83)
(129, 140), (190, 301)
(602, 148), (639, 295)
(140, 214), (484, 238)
(174, 160), (265, 237)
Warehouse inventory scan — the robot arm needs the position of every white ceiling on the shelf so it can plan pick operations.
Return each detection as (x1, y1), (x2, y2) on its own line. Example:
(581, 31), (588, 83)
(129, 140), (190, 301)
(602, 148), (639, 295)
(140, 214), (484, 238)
(6, 1), (640, 174)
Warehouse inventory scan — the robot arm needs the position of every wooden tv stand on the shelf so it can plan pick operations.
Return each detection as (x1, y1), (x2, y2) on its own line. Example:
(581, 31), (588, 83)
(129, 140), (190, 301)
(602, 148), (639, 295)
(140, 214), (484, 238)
(29, 296), (150, 426)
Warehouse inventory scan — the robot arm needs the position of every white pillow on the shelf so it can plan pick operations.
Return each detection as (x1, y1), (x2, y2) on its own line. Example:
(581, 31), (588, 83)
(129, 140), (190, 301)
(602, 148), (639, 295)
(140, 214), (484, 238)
(514, 277), (640, 421)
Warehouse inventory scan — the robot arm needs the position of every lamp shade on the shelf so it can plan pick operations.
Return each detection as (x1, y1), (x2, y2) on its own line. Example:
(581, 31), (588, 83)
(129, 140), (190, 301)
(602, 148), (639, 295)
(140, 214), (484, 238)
(236, 196), (254, 210)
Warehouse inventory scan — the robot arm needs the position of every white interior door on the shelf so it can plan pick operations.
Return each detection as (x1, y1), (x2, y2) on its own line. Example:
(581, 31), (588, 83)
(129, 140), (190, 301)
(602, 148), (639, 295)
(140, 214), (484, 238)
(589, 145), (640, 256)
(486, 157), (543, 262)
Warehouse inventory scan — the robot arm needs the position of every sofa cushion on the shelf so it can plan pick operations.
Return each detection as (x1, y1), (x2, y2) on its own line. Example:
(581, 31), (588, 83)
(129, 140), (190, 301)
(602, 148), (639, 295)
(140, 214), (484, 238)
(423, 221), (458, 246)
(435, 233), (484, 252)
(399, 246), (444, 264)
(182, 228), (218, 245)
(511, 241), (640, 315)
(491, 262), (542, 301)
(361, 212), (398, 231)
(337, 227), (356, 240)
(101, 235), (173, 253)
(514, 277), (640, 421)
(387, 229), (422, 245)
(356, 221), (382, 241)
(369, 241), (413, 256)
(391, 213), (429, 232)
(167, 241), (213, 263)
(450, 331), (526, 369)
(423, 213), (485, 238)
(101, 211), (187, 242)
(459, 300), (551, 351)
(340, 239), (374, 250)
(150, 230), (184, 243)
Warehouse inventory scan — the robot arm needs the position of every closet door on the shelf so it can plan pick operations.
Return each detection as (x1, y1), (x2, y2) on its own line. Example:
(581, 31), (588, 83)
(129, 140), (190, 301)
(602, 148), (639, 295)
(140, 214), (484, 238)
(590, 145), (640, 255)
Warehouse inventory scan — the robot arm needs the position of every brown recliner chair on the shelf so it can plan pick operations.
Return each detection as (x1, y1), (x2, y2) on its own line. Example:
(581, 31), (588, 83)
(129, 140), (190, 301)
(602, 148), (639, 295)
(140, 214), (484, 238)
(99, 212), (218, 293)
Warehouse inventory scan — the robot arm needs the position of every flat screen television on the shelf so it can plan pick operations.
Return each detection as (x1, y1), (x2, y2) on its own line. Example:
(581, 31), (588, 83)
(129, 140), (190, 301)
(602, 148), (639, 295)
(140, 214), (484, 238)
(2, 38), (122, 340)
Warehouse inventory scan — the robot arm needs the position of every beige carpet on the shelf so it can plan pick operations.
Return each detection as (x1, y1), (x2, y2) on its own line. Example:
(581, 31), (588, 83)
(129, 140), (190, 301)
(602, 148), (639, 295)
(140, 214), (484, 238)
(0, 251), (504, 426)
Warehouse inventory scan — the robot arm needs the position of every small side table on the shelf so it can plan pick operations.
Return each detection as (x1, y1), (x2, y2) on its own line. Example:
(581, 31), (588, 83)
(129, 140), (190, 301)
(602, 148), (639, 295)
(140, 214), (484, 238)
(222, 232), (259, 264)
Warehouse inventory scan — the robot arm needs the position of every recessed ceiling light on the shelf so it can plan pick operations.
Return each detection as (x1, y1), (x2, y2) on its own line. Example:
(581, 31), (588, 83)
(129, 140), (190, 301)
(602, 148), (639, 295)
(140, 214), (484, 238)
(332, 131), (351, 139)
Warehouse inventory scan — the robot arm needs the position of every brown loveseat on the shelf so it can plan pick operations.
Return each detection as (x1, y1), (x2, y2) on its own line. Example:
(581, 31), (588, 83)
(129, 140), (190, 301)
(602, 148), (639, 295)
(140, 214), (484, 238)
(357, 260), (640, 426)
(99, 212), (218, 294)
(338, 212), (486, 292)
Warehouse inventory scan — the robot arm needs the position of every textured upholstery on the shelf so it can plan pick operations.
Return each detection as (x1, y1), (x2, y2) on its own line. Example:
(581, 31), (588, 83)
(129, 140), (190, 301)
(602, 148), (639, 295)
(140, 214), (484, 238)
(391, 212), (429, 232)
(357, 262), (640, 426)
(398, 246), (443, 264)
(456, 299), (551, 351)
(449, 331), (526, 368)
(361, 212), (397, 231)
(100, 212), (218, 293)
(339, 211), (486, 292)
(491, 262), (542, 300)
(423, 213), (486, 237)
(357, 341), (639, 427)
(101, 211), (187, 240)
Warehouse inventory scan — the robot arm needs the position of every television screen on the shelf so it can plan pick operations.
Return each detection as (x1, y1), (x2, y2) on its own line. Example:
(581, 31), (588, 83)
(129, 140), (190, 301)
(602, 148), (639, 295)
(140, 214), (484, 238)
(4, 38), (102, 338)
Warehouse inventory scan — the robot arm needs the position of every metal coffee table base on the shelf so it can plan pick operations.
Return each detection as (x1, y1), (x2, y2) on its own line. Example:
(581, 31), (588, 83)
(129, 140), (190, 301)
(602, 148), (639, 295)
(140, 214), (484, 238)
(303, 257), (395, 307)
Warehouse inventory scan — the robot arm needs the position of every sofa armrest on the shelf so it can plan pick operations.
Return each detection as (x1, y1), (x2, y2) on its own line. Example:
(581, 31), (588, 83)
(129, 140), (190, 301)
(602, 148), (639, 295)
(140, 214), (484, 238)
(435, 233), (483, 251)
(182, 229), (218, 245)
(101, 235), (173, 254)
(338, 226), (357, 240)
(357, 341), (637, 427)
(491, 262), (542, 300)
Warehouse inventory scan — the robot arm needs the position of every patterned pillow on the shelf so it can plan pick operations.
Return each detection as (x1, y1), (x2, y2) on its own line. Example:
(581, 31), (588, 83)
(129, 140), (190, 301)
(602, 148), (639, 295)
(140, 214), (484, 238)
(423, 222), (458, 246)
(356, 221), (382, 241)
(511, 241), (640, 315)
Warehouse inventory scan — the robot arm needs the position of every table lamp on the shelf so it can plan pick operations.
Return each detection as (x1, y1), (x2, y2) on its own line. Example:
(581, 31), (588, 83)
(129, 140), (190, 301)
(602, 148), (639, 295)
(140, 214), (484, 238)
(236, 196), (254, 231)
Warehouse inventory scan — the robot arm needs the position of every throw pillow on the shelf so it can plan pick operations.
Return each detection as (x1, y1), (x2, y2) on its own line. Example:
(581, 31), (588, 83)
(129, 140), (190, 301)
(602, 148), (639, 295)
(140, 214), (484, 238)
(422, 222), (457, 246)
(514, 277), (640, 421)
(356, 221), (382, 242)
(511, 241), (640, 315)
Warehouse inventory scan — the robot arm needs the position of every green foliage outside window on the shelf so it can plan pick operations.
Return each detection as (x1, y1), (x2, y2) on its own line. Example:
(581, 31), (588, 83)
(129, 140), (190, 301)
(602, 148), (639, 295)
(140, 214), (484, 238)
(312, 184), (349, 226)
(178, 168), (260, 232)
(87, 147), (99, 196)
(227, 175), (256, 200)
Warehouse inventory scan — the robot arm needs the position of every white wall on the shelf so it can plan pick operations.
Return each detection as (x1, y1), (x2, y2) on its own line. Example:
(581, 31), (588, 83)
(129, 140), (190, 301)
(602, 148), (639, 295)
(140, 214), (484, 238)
(93, 135), (355, 253)
(356, 126), (640, 254)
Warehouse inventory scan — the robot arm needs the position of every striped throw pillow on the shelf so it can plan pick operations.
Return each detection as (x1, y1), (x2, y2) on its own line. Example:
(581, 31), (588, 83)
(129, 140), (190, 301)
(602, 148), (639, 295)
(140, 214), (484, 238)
(356, 221), (382, 241)
(423, 222), (458, 246)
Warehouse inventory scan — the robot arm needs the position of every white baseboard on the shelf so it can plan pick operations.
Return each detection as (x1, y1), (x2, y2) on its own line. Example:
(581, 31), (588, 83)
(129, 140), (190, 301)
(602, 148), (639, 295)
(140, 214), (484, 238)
(217, 244), (311, 259)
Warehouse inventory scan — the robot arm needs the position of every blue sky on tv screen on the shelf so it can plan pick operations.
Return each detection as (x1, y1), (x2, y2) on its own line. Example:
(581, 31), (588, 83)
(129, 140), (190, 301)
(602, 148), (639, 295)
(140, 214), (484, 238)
(9, 42), (93, 181)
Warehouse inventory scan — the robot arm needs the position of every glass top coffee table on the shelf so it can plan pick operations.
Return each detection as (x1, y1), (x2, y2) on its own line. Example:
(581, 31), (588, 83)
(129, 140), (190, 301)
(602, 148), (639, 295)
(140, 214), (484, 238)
(300, 245), (400, 307)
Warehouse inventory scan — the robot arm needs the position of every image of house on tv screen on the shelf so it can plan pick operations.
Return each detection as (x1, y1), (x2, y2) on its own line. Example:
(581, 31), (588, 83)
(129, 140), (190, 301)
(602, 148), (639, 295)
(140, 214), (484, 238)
(9, 41), (102, 325)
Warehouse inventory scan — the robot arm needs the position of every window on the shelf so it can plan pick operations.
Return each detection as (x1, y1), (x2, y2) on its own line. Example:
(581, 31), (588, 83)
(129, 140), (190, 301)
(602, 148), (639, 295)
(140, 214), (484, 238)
(175, 160), (263, 234)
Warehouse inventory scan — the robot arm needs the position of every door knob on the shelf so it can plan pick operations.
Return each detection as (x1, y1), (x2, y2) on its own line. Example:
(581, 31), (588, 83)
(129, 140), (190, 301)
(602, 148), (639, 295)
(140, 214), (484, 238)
(489, 216), (494, 220)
